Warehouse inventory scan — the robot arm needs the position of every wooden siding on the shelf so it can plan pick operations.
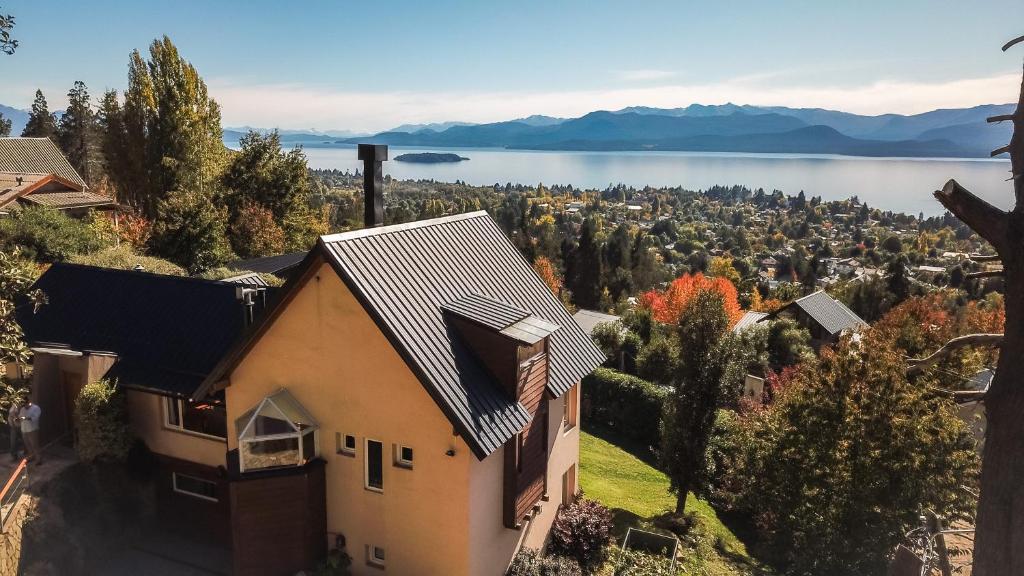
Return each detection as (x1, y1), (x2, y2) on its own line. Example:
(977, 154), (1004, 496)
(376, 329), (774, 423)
(446, 315), (519, 395)
(503, 399), (550, 527)
(155, 455), (231, 546)
(517, 352), (548, 415)
(230, 460), (327, 576)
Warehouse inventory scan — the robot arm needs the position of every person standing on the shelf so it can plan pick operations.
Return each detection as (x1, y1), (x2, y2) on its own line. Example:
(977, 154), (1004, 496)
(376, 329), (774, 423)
(7, 401), (20, 461)
(18, 400), (41, 465)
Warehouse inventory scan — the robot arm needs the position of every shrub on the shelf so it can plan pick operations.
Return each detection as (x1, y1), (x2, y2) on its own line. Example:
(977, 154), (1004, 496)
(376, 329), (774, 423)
(612, 548), (676, 576)
(508, 549), (583, 576)
(582, 368), (666, 449)
(149, 190), (234, 274)
(0, 206), (110, 262)
(230, 201), (285, 258)
(74, 380), (132, 463)
(313, 546), (352, 576)
(635, 334), (678, 387)
(548, 497), (613, 573)
(71, 245), (187, 276)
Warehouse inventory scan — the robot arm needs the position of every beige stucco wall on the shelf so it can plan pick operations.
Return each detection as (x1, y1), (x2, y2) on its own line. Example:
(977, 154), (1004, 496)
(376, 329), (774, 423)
(467, 384), (581, 576)
(126, 389), (226, 468)
(226, 263), (476, 576)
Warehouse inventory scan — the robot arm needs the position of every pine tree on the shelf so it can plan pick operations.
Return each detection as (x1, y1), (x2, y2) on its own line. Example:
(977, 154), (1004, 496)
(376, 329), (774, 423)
(0, 113), (9, 137)
(21, 89), (56, 139)
(56, 81), (103, 185)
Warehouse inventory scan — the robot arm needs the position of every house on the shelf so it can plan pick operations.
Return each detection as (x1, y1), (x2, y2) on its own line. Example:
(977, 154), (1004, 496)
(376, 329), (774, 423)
(227, 251), (309, 280)
(17, 146), (605, 576)
(761, 290), (866, 349)
(0, 137), (116, 216)
(732, 310), (768, 333)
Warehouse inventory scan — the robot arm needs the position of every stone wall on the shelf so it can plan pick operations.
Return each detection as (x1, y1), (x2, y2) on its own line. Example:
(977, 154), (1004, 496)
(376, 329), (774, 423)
(0, 495), (37, 576)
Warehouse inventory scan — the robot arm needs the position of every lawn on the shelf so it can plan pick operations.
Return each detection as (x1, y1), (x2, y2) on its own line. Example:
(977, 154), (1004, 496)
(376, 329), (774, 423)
(580, 429), (773, 575)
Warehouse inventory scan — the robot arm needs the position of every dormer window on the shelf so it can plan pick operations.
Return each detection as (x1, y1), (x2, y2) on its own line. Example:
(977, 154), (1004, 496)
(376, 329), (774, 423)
(236, 389), (319, 473)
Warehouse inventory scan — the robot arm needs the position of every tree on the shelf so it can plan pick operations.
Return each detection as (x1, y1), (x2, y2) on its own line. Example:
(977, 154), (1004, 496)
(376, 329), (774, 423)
(0, 112), (9, 137)
(74, 380), (132, 462)
(660, 289), (750, 514)
(0, 6), (16, 55)
(0, 250), (42, 369)
(148, 189), (233, 273)
(570, 217), (603, 309)
(21, 89), (56, 139)
(220, 131), (312, 221)
(532, 256), (562, 297)
(56, 81), (103, 186)
(230, 201), (285, 259)
(752, 335), (977, 575)
(638, 272), (742, 326)
(708, 256), (741, 286)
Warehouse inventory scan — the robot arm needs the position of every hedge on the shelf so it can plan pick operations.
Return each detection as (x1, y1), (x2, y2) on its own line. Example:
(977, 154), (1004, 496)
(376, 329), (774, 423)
(582, 368), (667, 449)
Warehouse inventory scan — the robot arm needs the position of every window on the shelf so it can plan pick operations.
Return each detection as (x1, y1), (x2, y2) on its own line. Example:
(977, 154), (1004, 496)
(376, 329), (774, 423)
(394, 444), (413, 468)
(366, 545), (386, 567)
(164, 397), (227, 439)
(561, 464), (577, 505)
(336, 432), (356, 456)
(365, 439), (383, 491)
(173, 472), (218, 502)
(563, 384), (578, 431)
(236, 389), (319, 473)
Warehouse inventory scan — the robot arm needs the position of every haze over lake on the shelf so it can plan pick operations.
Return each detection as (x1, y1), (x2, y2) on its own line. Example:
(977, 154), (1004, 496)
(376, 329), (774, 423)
(229, 142), (1013, 217)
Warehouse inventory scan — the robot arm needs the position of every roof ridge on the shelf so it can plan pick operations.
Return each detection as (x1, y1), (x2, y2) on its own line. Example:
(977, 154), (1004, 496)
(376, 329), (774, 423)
(48, 262), (243, 289)
(320, 210), (489, 243)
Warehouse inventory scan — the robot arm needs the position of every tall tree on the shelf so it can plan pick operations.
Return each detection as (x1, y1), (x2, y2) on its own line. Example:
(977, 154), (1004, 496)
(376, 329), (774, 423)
(660, 288), (749, 514)
(21, 89), (56, 139)
(928, 36), (1024, 575)
(571, 217), (604, 309)
(56, 81), (103, 185)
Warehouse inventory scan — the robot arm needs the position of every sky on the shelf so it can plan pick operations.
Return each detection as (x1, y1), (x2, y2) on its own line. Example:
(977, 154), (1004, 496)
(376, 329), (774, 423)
(2, 0), (1023, 133)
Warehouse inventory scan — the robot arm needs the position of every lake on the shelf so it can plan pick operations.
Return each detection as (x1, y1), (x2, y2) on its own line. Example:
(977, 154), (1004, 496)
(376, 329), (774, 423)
(228, 142), (1014, 217)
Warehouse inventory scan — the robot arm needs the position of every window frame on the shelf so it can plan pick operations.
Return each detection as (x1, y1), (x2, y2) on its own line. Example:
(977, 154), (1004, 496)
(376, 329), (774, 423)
(172, 472), (219, 503)
(366, 544), (386, 568)
(394, 443), (414, 469)
(365, 438), (384, 492)
(336, 432), (357, 457)
(563, 383), (579, 433)
(163, 396), (227, 441)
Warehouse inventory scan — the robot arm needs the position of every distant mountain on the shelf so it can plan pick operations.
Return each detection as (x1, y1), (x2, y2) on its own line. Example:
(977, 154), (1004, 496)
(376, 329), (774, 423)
(511, 115), (566, 127)
(388, 121), (477, 134)
(0, 105), (30, 136)
(223, 126), (368, 143)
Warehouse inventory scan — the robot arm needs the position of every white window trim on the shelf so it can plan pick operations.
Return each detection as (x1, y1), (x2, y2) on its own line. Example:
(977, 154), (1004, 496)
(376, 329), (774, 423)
(172, 472), (218, 503)
(364, 438), (384, 493)
(394, 443), (413, 469)
(162, 397), (227, 442)
(366, 544), (386, 567)
(336, 432), (357, 456)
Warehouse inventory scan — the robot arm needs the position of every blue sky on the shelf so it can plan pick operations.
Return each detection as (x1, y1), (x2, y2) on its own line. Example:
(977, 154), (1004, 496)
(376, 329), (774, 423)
(2, 0), (1023, 132)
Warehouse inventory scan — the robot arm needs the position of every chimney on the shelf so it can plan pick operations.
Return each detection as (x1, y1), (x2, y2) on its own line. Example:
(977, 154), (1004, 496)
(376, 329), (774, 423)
(358, 144), (388, 227)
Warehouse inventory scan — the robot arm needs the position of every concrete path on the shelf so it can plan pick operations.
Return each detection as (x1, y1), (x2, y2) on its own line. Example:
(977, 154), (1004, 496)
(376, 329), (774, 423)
(99, 528), (231, 576)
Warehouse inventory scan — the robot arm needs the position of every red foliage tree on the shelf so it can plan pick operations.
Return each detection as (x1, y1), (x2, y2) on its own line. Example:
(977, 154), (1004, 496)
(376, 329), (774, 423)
(638, 272), (742, 326)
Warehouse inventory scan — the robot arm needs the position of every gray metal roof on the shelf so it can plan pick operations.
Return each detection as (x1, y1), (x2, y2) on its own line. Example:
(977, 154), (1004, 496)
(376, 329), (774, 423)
(0, 138), (87, 189)
(572, 309), (621, 336)
(733, 310), (768, 333)
(789, 290), (867, 335)
(442, 293), (559, 345)
(320, 211), (606, 458)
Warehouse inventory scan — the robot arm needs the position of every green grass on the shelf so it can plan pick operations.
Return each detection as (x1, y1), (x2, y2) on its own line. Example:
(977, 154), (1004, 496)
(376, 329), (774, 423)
(580, 429), (773, 575)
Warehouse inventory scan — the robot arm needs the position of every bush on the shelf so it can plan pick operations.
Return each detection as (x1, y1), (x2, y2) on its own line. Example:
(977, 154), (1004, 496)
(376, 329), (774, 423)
(74, 380), (133, 463)
(0, 206), (110, 262)
(71, 245), (187, 276)
(149, 189), (234, 274)
(508, 549), (583, 576)
(612, 548), (677, 576)
(548, 497), (613, 573)
(582, 368), (666, 449)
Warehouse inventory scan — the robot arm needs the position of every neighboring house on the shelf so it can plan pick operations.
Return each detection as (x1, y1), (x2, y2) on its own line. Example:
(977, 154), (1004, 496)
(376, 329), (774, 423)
(16, 264), (274, 547)
(572, 309), (621, 337)
(0, 137), (115, 216)
(227, 251), (308, 280)
(17, 200), (604, 573)
(761, 290), (866, 349)
(732, 310), (768, 334)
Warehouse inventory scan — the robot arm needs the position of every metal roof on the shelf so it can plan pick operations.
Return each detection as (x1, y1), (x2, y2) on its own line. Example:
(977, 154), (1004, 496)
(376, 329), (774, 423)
(442, 293), (531, 331)
(222, 272), (271, 287)
(0, 138), (88, 189)
(572, 309), (621, 336)
(17, 263), (275, 397)
(319, 211), (606, 458)
(228, 251), (308, 277)
(22, 190), (114, 209)
(733, 310), (768, 333)
(787, 290), (867, 336)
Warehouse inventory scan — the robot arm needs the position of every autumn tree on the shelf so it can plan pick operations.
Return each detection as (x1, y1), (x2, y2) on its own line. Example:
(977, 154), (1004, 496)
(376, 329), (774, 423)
(532, 256), (562, 296)
(638, 272), (742, 326)
(660, 288), (752, 514)
(21, 89), (56, 139)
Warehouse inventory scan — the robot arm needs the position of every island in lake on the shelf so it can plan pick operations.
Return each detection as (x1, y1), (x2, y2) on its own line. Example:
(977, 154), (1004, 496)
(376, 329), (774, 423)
(394, 152), (469, 163)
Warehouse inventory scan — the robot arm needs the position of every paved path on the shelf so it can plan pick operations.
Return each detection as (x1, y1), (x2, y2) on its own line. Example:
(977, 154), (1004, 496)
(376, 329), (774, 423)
(99, 528), (232, 576)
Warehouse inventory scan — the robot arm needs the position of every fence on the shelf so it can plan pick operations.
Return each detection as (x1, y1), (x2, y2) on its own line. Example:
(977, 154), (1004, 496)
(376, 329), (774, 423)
(0, 459), (28, 532)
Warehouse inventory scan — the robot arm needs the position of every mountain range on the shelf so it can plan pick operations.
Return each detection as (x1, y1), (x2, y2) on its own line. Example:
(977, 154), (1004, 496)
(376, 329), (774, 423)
(344, 103), (1014, 158)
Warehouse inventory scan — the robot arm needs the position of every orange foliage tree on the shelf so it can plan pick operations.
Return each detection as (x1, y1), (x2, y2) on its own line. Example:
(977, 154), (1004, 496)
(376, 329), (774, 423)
(638, 272), (742, 326)
(532, 256), (562, 296)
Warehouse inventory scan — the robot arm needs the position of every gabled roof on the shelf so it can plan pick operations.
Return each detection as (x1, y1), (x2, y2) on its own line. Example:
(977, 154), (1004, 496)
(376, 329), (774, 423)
(442, 293), (559, 345)
(16, 263), (274, 397)
(734, 310), (768, 333)
(201, 211), (606, 459)
(0, 172), (88, 210)
(779, 290), (867, 336)
(572, 309), (621, 337)
(22, 189), (115, 210)
(0, 138), (88, 189)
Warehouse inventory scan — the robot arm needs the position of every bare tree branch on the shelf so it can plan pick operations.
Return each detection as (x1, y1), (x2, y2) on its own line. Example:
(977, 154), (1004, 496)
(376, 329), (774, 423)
(933, 180), (1008, 254)
(907, 333), (1004, 374)
(988, 114), (1020, 123)
(1003, 34), (1024, 52)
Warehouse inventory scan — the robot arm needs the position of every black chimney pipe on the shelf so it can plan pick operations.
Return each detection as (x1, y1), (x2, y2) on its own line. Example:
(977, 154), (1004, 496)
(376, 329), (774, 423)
(358, 144), (388, 227)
